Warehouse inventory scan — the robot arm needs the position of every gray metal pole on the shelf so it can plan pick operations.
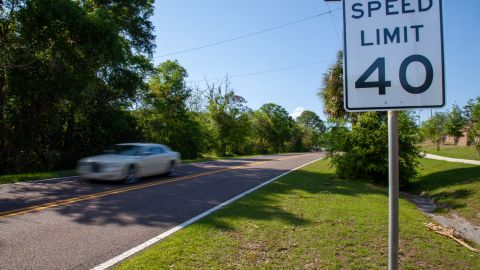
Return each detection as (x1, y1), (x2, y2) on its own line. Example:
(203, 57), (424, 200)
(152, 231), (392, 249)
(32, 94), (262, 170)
(388, 111), (399, 270)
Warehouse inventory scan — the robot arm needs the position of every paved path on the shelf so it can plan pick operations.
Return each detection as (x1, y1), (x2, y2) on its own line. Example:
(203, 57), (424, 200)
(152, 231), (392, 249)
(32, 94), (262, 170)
(424, 153), (480, 165)
(0, 153), (323, 270)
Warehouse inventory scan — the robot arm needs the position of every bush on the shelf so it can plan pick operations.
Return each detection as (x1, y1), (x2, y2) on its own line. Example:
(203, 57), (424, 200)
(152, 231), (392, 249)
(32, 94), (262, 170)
(327, 112), (420, 189)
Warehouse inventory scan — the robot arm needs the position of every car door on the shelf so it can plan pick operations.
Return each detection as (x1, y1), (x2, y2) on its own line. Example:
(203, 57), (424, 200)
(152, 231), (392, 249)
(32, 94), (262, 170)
(139, 146), (158, 176)
(152, 146), (169, 174)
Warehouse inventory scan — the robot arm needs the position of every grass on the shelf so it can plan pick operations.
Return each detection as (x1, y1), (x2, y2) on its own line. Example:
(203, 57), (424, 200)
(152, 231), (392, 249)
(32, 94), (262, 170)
(420, 143), (480, 161)
(115, 160), (479, 270)
(0, 169), (76, 185)
(409, 158), (480, 226)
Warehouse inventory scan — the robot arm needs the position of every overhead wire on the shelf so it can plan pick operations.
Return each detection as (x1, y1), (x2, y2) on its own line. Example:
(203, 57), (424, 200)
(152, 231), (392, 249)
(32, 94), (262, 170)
(155, 8), (341, 59)
(326, 2), (341, 47)
(187, 59), (332, 84)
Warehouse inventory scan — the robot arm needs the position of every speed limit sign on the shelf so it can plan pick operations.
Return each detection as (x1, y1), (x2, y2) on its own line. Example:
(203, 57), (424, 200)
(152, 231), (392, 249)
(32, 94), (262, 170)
(343, 0), (445, 111)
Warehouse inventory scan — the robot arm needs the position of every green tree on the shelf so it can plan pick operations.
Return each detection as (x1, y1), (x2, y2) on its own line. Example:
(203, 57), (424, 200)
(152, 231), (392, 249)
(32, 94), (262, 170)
(421, 113), (447, 151)
(0, 0), (155, 173)
(139, 60), (203, 158)
(297, 110), (326, 133)
(318, 51), (358, 124)
(445, 105), (467, 145)
(329, 112), (420, 188)
(257, 103), (296, 153)
(205, 77), (250, 156)
(319, 51), (421, 187)
(466, 97), (480, 156)
(296, 110), (326, 150)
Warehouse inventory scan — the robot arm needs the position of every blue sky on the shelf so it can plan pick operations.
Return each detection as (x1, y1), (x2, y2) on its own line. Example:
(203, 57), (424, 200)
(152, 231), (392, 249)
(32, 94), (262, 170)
(151, 0), (480, 123)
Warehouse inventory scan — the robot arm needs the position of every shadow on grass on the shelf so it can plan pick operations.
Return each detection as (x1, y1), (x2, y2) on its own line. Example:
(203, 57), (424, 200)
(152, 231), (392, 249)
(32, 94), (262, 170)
(410, 166), (480, 192)
(195, 168), (386, 231)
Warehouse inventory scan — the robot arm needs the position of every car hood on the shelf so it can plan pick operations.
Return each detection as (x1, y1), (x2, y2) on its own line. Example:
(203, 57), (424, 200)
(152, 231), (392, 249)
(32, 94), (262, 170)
(79, 154), (140, 164)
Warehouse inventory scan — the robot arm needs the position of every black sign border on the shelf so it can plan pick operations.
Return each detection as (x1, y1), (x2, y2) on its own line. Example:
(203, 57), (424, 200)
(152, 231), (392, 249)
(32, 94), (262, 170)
(342, 0), (446, 111)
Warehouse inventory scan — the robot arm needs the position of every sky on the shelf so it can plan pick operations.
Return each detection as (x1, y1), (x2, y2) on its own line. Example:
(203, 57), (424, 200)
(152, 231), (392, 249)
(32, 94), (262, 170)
(151, 0), (480, 123)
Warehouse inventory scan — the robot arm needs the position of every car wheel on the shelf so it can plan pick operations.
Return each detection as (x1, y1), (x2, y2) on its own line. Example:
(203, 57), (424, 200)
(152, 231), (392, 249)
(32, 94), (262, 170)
(124, 165), (139, 184)
(166, 161), (176, 176)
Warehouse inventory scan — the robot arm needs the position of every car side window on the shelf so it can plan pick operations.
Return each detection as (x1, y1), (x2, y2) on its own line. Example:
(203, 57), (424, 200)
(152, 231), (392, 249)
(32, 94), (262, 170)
(152, 147), (165, 155)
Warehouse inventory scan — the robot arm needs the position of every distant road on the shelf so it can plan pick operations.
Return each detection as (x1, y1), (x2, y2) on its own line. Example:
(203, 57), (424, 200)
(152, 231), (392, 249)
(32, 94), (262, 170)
(0, 153), (323, 270)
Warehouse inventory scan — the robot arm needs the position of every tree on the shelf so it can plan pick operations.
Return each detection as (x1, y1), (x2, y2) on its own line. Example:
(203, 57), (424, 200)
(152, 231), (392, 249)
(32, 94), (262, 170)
(319, 51), (421, 187)
(0, 0), (155, 173)
(445, 105), (467, 145)
(421, 113), (447, 151)
(296, 110), (326, 150)
(205, 77), (250, 156)
(296, 110), (326, 133)
(138, 60), (203, 158)
(465, 97), (480, 157)
(329, 112), (420, 188)
(257, 103), (296, 153)
(318, 51), (358, 124)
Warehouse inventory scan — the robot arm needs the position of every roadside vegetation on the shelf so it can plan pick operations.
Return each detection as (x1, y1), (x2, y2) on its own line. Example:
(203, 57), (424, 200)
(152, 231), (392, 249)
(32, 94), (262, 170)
(409, 159), (480, 226)
(0, 169), (76, 185)
(420, 98), (480, 157)
(116, 160), (480, 270)
(0, 1), (325, 176)
(319, 52), (421, 188)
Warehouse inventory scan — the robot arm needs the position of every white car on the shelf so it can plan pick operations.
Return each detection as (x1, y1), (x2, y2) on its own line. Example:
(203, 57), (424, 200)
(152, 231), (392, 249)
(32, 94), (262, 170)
(76, 143), (181, 184)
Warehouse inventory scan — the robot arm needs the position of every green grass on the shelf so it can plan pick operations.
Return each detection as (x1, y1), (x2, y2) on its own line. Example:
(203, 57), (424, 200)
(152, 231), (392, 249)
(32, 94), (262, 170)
(420, 143), (480, 161)
(0, 169), (76, 185)
(409, 158), (480, 226)
(115, 160), (479, 270)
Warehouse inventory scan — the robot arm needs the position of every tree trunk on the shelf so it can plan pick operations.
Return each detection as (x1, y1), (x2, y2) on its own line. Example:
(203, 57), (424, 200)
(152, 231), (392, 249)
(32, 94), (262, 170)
(436, 141), (441, 151)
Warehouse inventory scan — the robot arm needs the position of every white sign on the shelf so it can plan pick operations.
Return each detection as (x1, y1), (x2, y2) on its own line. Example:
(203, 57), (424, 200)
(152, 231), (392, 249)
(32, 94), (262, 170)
(343, 0), (445, 111)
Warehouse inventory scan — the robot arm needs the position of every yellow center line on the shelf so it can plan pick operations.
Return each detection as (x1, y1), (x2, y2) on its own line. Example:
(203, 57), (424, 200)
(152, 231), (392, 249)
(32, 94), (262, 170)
(0, 155), (298, 219)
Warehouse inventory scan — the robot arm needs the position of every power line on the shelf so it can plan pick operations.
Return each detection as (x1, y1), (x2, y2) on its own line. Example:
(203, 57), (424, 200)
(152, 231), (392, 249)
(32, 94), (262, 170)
(155, 9), (341, 59)
(187, 59), (332, 84)
(326, 2), (341, 47)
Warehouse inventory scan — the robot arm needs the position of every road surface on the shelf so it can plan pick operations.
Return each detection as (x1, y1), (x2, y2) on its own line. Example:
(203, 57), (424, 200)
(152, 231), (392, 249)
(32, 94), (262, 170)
(0, 153), (322, 270)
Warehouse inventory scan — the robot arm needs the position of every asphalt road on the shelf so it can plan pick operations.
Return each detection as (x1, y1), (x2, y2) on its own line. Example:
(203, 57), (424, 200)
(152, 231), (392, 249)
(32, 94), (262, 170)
(0, 153), (323, 270)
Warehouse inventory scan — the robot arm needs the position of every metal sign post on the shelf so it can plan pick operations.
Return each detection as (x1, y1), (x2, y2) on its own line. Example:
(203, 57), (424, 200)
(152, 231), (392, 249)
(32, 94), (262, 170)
(388, 111), (399, 270)
(335, 0), (445, 269)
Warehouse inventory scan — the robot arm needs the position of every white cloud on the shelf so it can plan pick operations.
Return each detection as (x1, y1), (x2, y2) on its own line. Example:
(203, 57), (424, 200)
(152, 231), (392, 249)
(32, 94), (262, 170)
(290, 107), (305, 119)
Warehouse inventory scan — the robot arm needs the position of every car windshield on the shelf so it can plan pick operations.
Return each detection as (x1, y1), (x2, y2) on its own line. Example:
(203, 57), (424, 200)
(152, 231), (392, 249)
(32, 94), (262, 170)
(111, 145), (142, 156)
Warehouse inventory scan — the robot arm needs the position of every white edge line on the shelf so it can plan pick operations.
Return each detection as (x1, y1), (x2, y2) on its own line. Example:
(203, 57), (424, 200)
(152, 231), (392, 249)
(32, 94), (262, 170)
(91, 156), (324, 270)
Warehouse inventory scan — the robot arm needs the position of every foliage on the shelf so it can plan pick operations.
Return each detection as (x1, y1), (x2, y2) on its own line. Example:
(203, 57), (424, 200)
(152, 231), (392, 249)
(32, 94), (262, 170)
(445, 104), (467, 145)
(252, 103), (297, 153)
(327, 112), (420, 188)
(205, 77), (251, 156)
(0, 1), (327, 175)
(317, 51), (358, 124)
(421, 112), (447, 151)
(0, 0), (155, 173)
(138, 60), (202, 158)
(468, 97), (480, 156)
(296, 110), (326, 150)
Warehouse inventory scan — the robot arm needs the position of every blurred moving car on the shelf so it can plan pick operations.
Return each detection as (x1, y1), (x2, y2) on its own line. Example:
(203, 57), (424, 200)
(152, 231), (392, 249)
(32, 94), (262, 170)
(76, 143), (181, 184)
